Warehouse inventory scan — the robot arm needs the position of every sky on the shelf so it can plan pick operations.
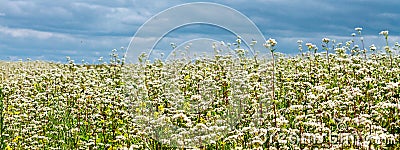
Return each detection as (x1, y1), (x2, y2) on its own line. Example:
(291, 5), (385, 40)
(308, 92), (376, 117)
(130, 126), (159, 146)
(1, 0), (400, 63)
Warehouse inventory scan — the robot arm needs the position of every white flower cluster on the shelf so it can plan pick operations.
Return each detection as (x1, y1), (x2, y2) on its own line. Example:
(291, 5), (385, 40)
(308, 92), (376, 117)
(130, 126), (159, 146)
(1, 31), (400, 149)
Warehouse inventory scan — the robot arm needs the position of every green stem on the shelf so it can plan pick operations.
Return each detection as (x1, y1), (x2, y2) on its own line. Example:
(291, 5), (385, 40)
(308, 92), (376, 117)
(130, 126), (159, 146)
(386, 36), (389, 47)
(326, 43), (330, 74)
(0, 88), (4, 149)
(271, 50), (277, 128)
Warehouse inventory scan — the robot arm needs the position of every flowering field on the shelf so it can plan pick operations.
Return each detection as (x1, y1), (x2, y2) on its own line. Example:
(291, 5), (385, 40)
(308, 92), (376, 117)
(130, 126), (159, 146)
(1, 30), (400, 149)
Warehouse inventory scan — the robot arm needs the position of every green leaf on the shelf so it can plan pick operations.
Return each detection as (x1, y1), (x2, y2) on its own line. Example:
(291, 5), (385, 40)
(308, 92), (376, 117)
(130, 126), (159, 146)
(80, 135), (89, 141)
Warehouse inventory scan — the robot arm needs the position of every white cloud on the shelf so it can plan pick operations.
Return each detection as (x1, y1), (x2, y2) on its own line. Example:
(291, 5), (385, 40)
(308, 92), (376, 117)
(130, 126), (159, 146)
(0, 26), (70, 39)
(0, 1), (36, 17)
(377, 13), (400, 19)
(0, 12), (5, 16)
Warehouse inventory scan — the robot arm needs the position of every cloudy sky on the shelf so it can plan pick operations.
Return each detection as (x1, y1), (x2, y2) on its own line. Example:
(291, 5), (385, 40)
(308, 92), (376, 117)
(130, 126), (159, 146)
(1, 0), (399, 63)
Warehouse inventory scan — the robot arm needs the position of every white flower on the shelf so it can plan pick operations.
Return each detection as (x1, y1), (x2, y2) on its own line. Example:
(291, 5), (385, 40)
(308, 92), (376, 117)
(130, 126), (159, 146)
(251, 139), (263, 145)
(116, 135), (125, 140)
(379, 30), (389, 36)
(190, 94), (202, 101)
(263, 43), (271, 48)
(290, 105), (303, 110)
(355, 27), (362, 31)
(297, 40), (303, 44)
(267, 38), (277, 46)
(251, 40), (257, 45)
(384, 46), (390, 51)
(236, 38), (242, 44)
(322, 38), (330, 43)
(369, 44), (377, 51)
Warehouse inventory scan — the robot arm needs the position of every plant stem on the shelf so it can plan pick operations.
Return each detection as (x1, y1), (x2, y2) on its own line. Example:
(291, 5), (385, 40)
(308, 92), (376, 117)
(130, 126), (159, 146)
(271, 50), (277, 128)
(326, 43), (330, 74)
(0, 88), (4, 149)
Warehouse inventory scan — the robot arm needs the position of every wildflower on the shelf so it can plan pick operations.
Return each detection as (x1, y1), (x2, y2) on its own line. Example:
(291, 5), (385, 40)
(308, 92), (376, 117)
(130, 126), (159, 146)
(263, 43), (271, 48)
(379, 30), (389, 36)
(236, 48), (245, 53)
(116, 135), (125, 141)
(264, 38), (277, 52)
(251, 40), (257, 45)
(355, 27), (363, 39)
(236, 38), (242, 45)
(251, 139), (263, 145)
(346, 40), (353, 46)
(190, 94), (202, 101)
(384, 46), (390, 52)
(305, 43), (312, 49)
(297, 40), (303, 45)
(322, 38), (330, 43)
(369, 44), (377, 51)
(267, 38), (277, 47)
(170, 43), (176, 49)
(290, 105), (303, 110)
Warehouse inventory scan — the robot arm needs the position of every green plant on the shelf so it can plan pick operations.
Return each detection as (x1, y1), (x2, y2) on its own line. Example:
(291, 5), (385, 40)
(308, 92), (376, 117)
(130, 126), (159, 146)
(0, 87), (4, 149)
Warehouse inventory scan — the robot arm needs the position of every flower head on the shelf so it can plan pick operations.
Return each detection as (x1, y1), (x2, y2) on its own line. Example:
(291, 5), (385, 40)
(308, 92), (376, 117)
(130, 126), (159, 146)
(322, 38), (330, 43)
(384, 46), (390, 52)
(251, 40), (257, 45)
(236, 38), (242, 45)
(379, 30), (389, 36)
(264, 38), (277, 52)
(305, 43), (313, 49)
(263, 43), (271, 48)
(369, 44), (377, 51)
(297, 40), (303, 45)
(267, 38), (277, 47)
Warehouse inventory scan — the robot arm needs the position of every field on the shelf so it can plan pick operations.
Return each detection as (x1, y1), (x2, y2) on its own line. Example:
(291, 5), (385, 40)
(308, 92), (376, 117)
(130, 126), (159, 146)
(1, 31), (400, 149)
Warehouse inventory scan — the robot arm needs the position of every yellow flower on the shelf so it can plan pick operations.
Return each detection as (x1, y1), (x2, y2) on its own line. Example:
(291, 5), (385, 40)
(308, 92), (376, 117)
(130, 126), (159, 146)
(154, 112), (159, 118)
(107, 146), (113, 150)
(158, 105), (164, 112)
(5, 145), (12, 150)
(207, 111), (212, 117)
(12, 136), (21, 142)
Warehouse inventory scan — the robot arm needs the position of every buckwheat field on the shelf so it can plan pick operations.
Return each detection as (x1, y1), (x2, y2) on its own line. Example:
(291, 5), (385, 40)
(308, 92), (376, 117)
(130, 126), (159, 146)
(1, 29), (400, 149)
